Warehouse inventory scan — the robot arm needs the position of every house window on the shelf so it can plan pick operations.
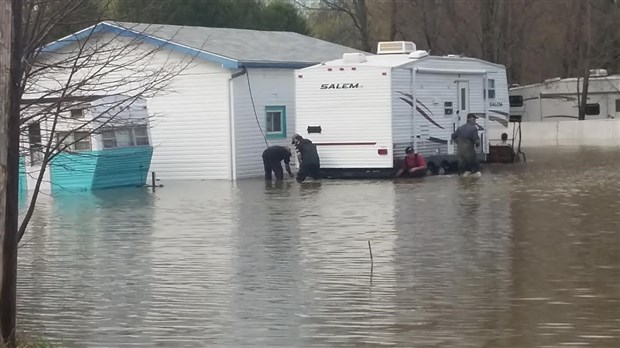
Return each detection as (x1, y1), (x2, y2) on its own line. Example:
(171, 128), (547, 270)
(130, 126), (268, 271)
(28, 123), (43, 164)
(509, 95), (523, 107)
(70, 108), (85, 119)
(101, 126), (150, 149)
(585, 103), (600, 115)
(615, 99), (620, 112)
(444, 101), (453, 115)
(102, 130), (117, 149)
(28, 123), (42, 145)
(133, 126), (150, 145)
(265, 105), (286, 139)
(73, 132), (92, 151)
(487, 79), (496, 99)
(56, 131), (92, 151)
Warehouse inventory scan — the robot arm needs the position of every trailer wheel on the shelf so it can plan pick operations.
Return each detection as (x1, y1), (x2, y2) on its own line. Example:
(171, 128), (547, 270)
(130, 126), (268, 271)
(426, 162), (439, 176)
(439, 161), (451, 175)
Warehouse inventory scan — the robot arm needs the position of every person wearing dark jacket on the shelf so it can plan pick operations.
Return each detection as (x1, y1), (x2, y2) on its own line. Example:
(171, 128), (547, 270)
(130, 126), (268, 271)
(291, 134), (321, 183)
(451, 113), (481, 175)
(262, 145), (293, 181)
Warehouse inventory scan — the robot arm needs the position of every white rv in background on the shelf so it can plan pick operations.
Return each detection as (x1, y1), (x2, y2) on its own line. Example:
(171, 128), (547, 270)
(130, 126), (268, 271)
(509, 69), (620, 122)
(294, 41), (509, 176)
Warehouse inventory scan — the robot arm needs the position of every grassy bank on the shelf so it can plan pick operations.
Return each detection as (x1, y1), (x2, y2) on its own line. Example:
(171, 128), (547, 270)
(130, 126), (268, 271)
(0, 334), (60, 348)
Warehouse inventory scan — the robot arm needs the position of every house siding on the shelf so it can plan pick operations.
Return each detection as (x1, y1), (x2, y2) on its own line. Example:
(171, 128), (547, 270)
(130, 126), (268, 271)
(30, 31), (233, 180)
(233, 68), (296, 179)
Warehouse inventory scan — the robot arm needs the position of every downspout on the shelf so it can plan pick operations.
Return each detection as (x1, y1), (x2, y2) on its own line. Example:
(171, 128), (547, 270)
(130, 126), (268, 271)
(228, 68), (247, 181)
(483, 72), (489, 155)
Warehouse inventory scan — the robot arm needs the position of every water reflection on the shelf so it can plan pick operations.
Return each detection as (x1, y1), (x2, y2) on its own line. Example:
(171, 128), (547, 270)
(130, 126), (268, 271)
(15, 147), (620, 347)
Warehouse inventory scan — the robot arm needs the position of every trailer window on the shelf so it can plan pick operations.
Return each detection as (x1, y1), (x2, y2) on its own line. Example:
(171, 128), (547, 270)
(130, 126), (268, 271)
(585, 103), (600, 115)
(56, 131), (92, 152)
(265, 105), (287, 139)
(444, 101), (453, 115)
(461, 88), (467, 110)
(509, 95), (523, 107)
(487, 79), (496, 99)
(616, 99), (620, 112)
(101, 126), (150, 149)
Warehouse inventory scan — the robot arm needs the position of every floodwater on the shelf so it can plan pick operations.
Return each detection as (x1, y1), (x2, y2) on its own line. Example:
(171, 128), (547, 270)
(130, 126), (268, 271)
(16, 147), (620, 347)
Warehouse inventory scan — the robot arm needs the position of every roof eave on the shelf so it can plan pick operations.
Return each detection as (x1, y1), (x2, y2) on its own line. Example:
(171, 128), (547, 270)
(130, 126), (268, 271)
(40, 21), (240, 69)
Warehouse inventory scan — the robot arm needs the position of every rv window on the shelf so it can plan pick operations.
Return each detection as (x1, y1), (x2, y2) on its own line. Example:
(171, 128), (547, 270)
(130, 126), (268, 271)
(616, 99), (620, 112)
(444, 101), (453, 115)
(265, 106), (287, 139)
(509, 95), (524, 107)
(487, 79), (496, 99)
(585, 103), (600, 115)
(461, 88), (467, 110)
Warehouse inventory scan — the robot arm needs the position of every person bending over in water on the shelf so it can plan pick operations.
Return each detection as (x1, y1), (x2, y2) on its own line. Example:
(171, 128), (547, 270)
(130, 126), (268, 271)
(262, 145), (293, 181)
(291, 134), (321, 183)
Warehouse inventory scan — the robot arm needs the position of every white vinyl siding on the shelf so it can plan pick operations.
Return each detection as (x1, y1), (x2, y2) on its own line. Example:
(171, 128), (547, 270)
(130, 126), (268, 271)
(146, 63), (231, 180)
(295, 65), (393, 169)
(233, 68), (296, 179)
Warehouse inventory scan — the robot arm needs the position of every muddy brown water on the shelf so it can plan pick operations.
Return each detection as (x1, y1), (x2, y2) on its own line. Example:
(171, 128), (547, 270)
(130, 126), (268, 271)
(16, 146), (620, 347)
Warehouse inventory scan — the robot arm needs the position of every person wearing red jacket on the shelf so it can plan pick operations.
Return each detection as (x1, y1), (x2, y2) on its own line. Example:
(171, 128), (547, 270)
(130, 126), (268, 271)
(395, 146), (427, 178)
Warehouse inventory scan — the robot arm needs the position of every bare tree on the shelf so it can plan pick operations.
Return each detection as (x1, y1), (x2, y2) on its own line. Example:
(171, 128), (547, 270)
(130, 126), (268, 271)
(1, 0), (193, 343)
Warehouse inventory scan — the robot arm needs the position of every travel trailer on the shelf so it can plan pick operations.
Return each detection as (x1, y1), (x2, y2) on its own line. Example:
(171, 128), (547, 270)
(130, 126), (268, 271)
(294, 41), (509, 177)
(509, 69), (620, 122)
(20, 95), (153, 194)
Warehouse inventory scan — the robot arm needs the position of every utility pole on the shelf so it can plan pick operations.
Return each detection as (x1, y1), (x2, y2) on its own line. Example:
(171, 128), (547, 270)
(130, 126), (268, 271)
(1, 0), (20, 345)
(0, 0), (14, 343)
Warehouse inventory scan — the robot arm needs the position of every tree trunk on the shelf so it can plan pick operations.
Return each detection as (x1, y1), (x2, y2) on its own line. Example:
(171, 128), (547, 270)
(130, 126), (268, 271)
(480, 0), (496, 61)
(354, 0), (371, 52)
(389, 0), (397, 40)
(578, 0), (591, 121)
(1, 0), (21, 345)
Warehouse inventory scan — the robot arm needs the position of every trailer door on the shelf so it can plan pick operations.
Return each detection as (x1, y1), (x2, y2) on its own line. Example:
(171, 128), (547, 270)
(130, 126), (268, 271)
(457, 81), (470, 126)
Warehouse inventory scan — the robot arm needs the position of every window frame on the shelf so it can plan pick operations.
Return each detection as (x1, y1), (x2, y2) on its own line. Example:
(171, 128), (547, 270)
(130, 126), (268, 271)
(487, 79), (496, 99)
(585, 103), (600, 116)
(100, 126), (150, 149)
(56, 131), (92, 152)
(70, 108), (85, 119)
(265, 105), (287, 139)
(509, 95), (524, 107)
(444, 101), (454, 116)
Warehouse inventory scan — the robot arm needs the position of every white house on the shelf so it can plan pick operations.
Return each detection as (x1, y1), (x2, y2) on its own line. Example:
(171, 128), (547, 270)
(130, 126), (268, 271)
(38, 22), (368, 180)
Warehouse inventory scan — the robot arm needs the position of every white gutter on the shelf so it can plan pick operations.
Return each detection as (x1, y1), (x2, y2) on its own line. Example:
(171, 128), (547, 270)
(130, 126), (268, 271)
(228, 69), (247, 180)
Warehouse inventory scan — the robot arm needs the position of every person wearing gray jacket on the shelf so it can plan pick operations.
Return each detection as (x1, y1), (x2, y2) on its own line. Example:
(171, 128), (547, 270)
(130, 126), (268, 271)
(451, 113), (481, 175)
